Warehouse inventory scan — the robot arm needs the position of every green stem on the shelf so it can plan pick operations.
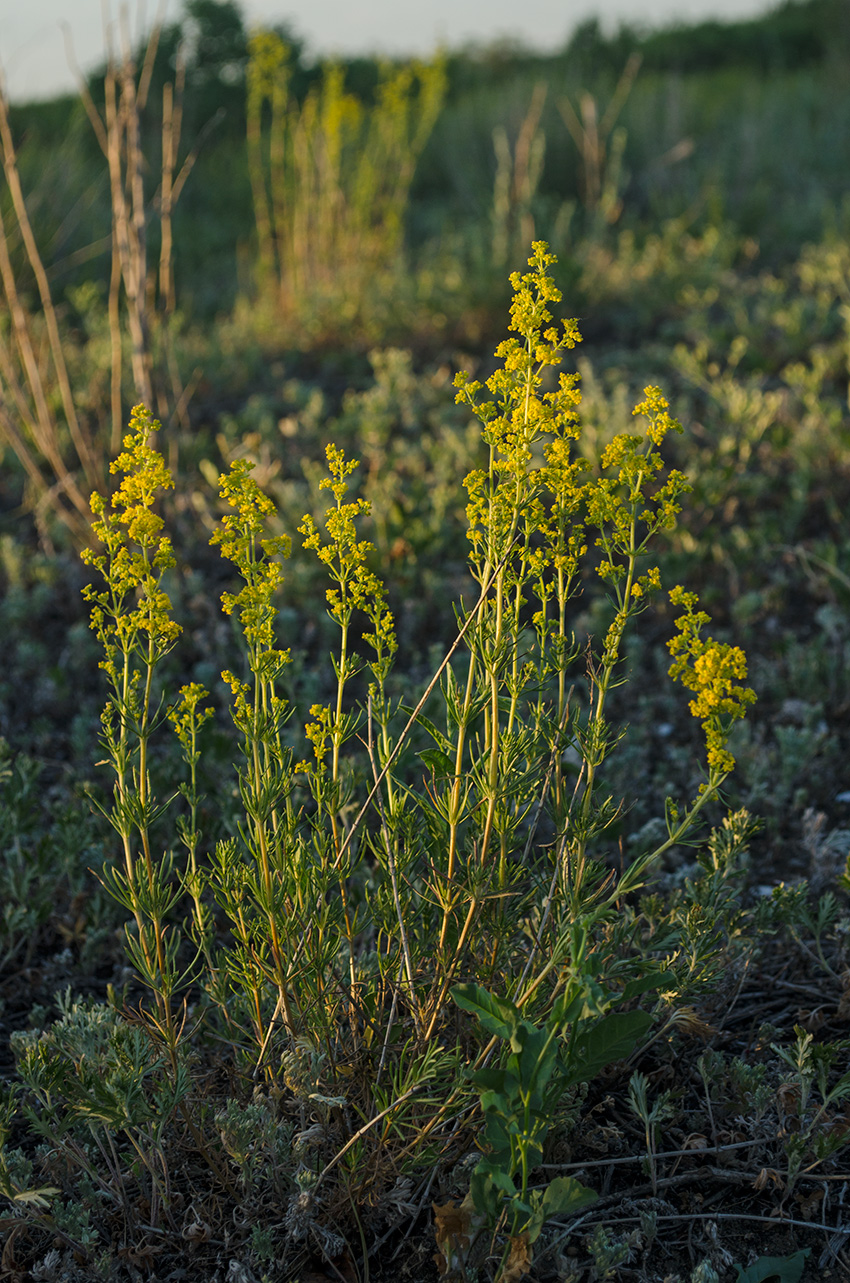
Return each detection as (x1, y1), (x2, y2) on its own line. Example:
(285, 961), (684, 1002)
(438, 646), (478, 955)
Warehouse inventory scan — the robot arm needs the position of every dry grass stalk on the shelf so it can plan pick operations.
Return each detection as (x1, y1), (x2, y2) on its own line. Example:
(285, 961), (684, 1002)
(492, 82), (548, 266)
(74, 10), (203, 438)
(0, 10), (203, 547)
(559, 52), (642, 220)
(75, 20), (161, 419)
(0, 80), (101, 545)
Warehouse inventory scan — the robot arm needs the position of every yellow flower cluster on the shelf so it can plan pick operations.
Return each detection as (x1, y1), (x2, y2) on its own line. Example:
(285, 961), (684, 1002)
(81, 406), (181, 679)
(454, 242), (587, 585)
(247, 30), (291, 104)
(668, 586), (756, 776)
(211, 459), (291, 667)
(167, 682), (213, 752)
(587, 390), (690, 550)
(299, 444), (397, 765)
(304, 703), (334, 766)
(299, 444), (397, 659)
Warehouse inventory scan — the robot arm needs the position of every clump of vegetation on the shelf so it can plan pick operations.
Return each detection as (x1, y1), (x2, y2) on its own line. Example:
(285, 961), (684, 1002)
(2, 2), (850, 1279)
(3, 243), (844, 1283)
(246, 30), (446, 335)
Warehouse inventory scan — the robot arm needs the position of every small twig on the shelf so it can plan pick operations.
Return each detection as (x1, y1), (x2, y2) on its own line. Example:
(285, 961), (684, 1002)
(580, 1209), (838, 1236)
(252, 991), (285, 1079)
(377, 1114), (474, 1262)
(387, 1164), (440, 1262)
(166, 364), (202, 435)
(773, 976), (840, 999)
(310, 1222), (357, 1283)
(775, 542), (850, 595)
(538, 1138), (761, 1173)
(537, 1167), (758, 1206)
(375, 975), (400, 1089)
(393, 1098), (481, 1167)
(713, 952), (754, 1031)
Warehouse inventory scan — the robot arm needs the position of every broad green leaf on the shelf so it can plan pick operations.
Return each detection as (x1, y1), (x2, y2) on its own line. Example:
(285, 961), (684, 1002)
(511, 1196), (535, 1220)
(526, 1034), (563, 1098)
(520, 1137), (545, 1169)
(550, 990), (587, 1030)
(480, 1142), (512, 1171)
(469, 1067), (516, 1097)
(418, 747), (455, 777)
(524, 1201), (549, 1245)
(621, 970), (674, 1001)
(735, 1250), (810, 1283)
(469, 1170), (502, 1219)
(479, 1083), (519, 1114)
(507, 1018), (539, 1054)
(484, 1167), (517, 1196)
(470, 1167), (515, 1219)
(452, 983), (519, 1040)
(541, 1175), (597, 1217)
(567, 1010), (653, 1084)
(510, 1025), (552, 1091)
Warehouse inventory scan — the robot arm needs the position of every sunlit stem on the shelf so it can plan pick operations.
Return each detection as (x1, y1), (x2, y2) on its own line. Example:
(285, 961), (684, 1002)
(438, 646), (478, 955)
(330, 570), (359, 1025)
(249, 642), (296, 1039)
(183, 714), (208, 960)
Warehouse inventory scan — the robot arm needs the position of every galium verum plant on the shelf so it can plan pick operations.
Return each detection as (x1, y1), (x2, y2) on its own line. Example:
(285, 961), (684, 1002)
(438, 243), (754, 1019)
(71, 247), (757, 1252)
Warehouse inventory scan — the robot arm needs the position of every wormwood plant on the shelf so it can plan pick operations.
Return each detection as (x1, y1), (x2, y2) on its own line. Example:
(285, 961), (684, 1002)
(0, 243), (759, 1276)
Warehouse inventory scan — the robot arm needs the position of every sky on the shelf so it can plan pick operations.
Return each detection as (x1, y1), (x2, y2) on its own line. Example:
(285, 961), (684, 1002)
(2, 0), (776, 103)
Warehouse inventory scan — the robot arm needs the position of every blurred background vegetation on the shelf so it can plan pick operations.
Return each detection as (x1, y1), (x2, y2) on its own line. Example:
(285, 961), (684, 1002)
(1, 0), (850, 882)
(6, 0), (849, 319)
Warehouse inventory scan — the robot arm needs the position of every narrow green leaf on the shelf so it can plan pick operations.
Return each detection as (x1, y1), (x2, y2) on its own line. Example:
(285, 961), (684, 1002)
(399, 706), (452, 753)
(621, 970), (674, 1001)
